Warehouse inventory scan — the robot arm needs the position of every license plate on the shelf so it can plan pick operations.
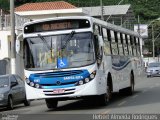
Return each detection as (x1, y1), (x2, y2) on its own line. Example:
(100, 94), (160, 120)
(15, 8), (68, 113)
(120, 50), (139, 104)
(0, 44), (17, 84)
(53, 89), (65, 94)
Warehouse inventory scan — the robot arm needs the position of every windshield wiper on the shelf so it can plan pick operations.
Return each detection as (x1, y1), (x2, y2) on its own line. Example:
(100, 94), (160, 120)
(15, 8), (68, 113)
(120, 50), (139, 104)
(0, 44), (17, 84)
(61, 31), (75, 49)
(38, 34), (54, 60)
(37, 34), (51, 50)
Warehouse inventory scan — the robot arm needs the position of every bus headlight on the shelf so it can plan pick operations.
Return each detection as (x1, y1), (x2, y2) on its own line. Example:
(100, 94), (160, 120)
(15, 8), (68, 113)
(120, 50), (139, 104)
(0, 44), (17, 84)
(85, 78), (90, 83)
(79, 80), (84, 85)
(75, 70), (96, 86)
(90, 74), (95, 79)
(30, 82), (34, 87)
(26, 79), (30, 84)
(35, 84), (40, 88)
(90, 70), (96, 79)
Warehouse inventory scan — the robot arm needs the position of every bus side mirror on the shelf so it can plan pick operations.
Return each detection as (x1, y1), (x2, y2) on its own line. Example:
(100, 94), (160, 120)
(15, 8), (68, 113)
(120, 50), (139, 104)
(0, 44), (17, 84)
(16, 40), (20, 54)
(15, 33), (23, 54)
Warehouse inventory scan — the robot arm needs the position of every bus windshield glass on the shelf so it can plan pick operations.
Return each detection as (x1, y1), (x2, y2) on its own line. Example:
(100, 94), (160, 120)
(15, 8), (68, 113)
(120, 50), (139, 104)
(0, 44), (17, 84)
(24, 32), (95, 70)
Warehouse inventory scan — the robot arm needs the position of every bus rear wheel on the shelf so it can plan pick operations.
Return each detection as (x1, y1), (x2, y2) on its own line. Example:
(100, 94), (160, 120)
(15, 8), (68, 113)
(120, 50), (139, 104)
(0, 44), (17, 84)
(125, 73), (134, 95)
(45, 99), (58, 109)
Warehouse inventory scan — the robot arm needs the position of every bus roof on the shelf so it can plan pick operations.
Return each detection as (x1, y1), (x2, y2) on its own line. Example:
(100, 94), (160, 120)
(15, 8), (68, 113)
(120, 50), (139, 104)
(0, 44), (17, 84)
(24, 16), (141, 38)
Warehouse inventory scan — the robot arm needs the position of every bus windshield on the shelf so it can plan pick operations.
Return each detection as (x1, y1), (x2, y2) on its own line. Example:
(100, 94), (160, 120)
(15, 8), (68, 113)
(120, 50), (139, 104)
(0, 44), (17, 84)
(24, 32), (95, 70)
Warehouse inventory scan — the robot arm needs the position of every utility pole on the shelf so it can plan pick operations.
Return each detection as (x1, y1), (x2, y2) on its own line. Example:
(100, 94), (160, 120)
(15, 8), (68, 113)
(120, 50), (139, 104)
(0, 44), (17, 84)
(0, 9), (2, 30)
(137, 15), (141, 36)
(106, 0), (124, 22)
(10, 0), (16, 74)
(100, 0), (104, 20)
(152, 24), (155, 59)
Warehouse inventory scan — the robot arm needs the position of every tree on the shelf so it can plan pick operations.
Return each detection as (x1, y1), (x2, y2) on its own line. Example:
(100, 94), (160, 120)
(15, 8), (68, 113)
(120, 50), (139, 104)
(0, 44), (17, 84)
(0, 0), (10, 10)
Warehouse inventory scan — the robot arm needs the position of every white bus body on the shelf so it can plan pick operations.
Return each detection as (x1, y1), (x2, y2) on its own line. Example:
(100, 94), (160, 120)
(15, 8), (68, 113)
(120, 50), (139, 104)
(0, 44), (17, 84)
(18, 16), (143, 108)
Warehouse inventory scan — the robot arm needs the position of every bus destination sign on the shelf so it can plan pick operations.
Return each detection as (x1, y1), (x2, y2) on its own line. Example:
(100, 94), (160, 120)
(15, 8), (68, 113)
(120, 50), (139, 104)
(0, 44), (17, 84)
(24, 19), (90, 33)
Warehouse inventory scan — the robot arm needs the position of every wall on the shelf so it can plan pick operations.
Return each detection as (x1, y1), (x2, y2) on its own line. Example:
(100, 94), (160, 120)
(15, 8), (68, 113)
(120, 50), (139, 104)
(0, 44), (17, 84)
(0, 30), (10, 60)
(0, 30), (24, 78)
(15, 8), (85, 20)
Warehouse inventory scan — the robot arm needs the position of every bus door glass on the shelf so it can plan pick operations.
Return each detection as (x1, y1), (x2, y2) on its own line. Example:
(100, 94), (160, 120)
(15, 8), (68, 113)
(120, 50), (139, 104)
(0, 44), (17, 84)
(93, 24), (103, 66)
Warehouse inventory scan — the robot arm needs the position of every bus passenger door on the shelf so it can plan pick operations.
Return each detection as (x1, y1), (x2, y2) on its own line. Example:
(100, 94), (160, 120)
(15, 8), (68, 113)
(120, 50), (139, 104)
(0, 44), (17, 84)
(94, 35), (103, 68)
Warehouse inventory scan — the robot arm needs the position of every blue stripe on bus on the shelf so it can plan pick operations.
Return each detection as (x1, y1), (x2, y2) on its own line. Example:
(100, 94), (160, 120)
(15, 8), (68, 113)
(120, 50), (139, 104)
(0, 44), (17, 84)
(112, 56), (131, 71)
(112, 59), (131, 71)
(29, 70), (90, 85)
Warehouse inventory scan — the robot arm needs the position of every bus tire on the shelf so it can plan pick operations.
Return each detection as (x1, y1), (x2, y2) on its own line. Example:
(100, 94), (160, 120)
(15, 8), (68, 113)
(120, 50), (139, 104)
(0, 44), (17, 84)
(45, 99), (58, 109)
(127, 72), (135, 95)
(98, 75), (112, 106)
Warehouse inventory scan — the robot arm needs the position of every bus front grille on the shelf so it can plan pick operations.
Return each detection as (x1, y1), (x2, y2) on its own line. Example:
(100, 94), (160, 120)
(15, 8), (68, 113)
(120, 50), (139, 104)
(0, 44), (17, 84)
(34, 70), (83, 78)
(43, 88), (75, 96)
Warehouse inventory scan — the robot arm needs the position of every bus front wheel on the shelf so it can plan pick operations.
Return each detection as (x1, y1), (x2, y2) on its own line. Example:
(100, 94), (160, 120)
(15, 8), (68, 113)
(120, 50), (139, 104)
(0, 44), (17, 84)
(98, 78), (112, 106)
(45, 99), (58, 109)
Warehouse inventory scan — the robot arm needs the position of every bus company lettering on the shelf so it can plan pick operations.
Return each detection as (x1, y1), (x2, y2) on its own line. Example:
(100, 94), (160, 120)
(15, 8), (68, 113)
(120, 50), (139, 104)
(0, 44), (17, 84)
(64, 76), (83, 80)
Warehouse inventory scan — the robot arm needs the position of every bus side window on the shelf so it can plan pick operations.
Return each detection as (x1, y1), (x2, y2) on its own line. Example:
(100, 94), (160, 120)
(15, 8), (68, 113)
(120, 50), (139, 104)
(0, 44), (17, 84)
(127, 35), (132, 56)
(137, 38), (141, 56)
(130, 36), (134, 56)
(133, 37), (137, 56)
(114, 31), (119, 54)
(102, 28), (111, 55)
(123, 34), (129, 56)
(111, 30), (118, 55)
(118, 33), (124, 55)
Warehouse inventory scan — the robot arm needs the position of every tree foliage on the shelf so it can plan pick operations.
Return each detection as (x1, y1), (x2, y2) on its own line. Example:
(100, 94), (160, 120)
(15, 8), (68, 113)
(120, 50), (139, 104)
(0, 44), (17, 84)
(0, 0), (159, 22)
(0, 0), (10, 10)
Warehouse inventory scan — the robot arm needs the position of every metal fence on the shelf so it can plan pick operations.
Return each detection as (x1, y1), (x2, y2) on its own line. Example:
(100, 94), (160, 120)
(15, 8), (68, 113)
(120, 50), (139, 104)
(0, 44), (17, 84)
(0, 14), (30, 30)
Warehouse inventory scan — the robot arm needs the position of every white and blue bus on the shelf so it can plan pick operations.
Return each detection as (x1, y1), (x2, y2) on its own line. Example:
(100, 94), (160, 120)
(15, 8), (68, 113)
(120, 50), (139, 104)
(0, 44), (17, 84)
(17, 16), (143, 109)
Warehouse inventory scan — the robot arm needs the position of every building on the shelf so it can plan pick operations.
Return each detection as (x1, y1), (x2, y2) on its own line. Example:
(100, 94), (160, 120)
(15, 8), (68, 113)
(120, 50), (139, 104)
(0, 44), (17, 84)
(0, 8), (29, 75)
(15, 1), (85, 20)
(83, 5), (136, 30)
(0, 1), (137, 75)
(15, 1), (136, 30)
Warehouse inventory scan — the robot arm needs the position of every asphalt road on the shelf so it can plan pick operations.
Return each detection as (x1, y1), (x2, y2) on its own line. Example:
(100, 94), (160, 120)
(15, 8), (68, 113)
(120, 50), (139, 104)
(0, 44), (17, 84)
(1, 73), (160, 120)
